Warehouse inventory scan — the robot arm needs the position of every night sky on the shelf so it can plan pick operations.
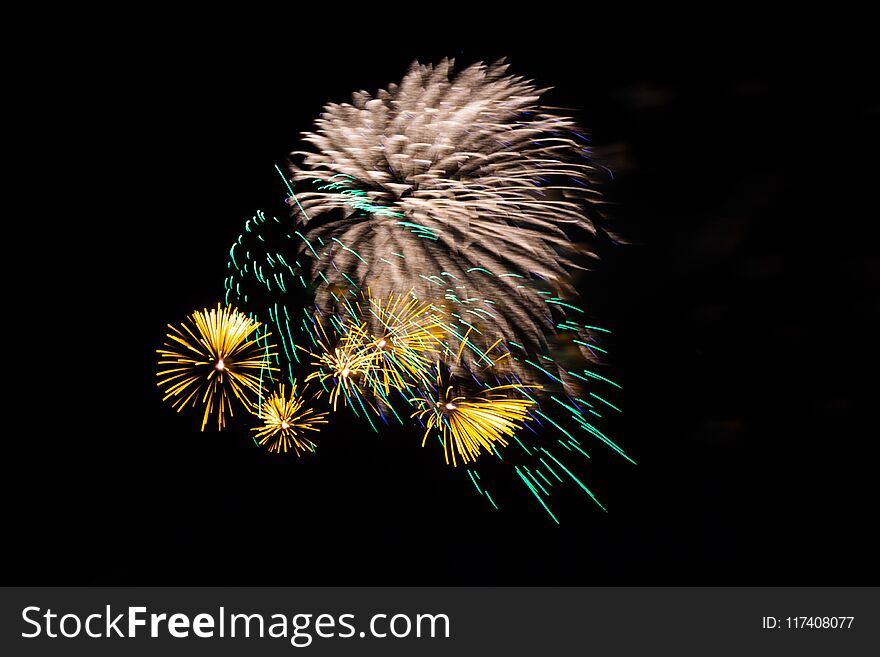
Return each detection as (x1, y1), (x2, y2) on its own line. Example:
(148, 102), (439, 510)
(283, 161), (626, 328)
(3, 8), (877, 584)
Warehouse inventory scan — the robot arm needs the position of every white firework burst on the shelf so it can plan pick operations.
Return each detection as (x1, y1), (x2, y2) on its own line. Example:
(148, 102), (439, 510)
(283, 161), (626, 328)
(286, 59), (609, 388)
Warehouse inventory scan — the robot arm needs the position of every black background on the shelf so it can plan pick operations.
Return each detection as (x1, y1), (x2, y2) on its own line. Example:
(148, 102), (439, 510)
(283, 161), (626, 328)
(3, 7), (877, 584)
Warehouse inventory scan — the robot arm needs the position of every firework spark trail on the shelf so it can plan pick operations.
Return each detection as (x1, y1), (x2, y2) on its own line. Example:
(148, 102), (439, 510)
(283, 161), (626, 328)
(251, 381), (328, 455)
(157, 304), (277, 431)
(223, 209), (312, 387)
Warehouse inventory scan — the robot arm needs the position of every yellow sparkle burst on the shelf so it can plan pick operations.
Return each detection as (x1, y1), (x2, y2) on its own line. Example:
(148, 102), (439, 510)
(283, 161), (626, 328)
(352, 289), (446, 395)
(301, 314), (376, 412)
(411, 376), (537, 467)
(251, 382), (328, 455)
(157, 304), (276, 431)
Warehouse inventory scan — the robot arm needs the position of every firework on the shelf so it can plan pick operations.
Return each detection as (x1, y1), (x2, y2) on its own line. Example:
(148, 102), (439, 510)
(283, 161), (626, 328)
(160, 59), (631, 521)
(301, 312), (378, 414)
(287, 58), (608, 390)
(411, 378), (537, 467)
(349, 289), (445, 395)
(295, 289), (446, 419)
(274, 59), (630, 518)
(157, 304), (276, 430)
(251, 382), (328, 455)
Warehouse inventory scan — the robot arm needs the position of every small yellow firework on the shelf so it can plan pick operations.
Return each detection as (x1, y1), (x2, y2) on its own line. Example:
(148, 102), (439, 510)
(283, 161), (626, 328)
(251, 382), (328, 455)
(411, 369), (537, 467)
(302, 314), (376, 412)
(157, 304), (276, 431)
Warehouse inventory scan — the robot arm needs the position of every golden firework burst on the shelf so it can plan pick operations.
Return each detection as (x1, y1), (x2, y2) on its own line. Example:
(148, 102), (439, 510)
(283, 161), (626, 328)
(251, 382), (328, 455)
(157, 304), (276, 431)
(411, 365), (537, 467)
(352, 289), (446, 395)
(301, 313), (376, 412)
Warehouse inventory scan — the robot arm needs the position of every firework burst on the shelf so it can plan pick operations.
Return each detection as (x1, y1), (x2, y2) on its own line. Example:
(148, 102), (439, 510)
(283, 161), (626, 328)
(301, 312), (377, 413)
(159, 59), (631, 521)
(157, 304), (276, 430)
(251, 382), (328, 455)
(287, 58), (609, 391)
(411, 361), (538, 467)
(352, 289), (445, 395)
